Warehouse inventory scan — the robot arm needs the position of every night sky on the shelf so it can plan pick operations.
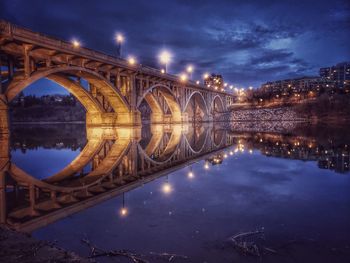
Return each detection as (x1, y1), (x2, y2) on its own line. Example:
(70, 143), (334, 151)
(1, 0), (349, 94)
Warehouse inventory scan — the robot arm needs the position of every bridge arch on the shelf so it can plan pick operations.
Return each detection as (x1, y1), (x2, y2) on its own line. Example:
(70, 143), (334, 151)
(211, 95), (225, 114)
(6, 66), (131, 114)
(137, 84), (182, 123)
(183, 91), (209, 122)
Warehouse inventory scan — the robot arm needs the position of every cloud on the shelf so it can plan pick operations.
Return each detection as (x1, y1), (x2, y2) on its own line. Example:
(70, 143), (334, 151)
(0, 0), (349, 87)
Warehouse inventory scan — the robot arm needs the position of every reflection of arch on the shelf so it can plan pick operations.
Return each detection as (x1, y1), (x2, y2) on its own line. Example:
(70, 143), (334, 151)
(6, 66), (131, 114)
(212, 128), (225, 147)
(184, 91), (209, 122)
(8, 138), (132, 193)
(137, 84), (181, 122)
(44, 138), (105, 184)
(211, 95), (224, 113)
(139, 128), (182, 165)
(184, 128), (209, 154)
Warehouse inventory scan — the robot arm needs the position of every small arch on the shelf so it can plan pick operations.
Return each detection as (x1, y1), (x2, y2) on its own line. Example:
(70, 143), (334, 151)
(211, 95), (225, 114)
(183, 91), (209, 122)
(138, 84), (182, 122)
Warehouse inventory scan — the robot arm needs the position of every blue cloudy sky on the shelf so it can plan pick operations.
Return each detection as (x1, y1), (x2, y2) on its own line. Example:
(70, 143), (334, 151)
(1, 0), (349, 94)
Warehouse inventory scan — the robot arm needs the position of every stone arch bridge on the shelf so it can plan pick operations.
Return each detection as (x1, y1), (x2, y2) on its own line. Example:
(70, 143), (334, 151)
(0, 20), (235, 128)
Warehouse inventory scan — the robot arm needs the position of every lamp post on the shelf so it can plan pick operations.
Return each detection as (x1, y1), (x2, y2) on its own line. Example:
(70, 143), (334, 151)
(186, 65), (194, 80)
(115, 33), (124, 57)
(159, 50), (172, 73)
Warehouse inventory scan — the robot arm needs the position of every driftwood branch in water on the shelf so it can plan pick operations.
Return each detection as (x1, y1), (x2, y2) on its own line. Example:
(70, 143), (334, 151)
(81, 238), (148, 263)
(81, 237), (188, 262)
(229, 229), (277, 257)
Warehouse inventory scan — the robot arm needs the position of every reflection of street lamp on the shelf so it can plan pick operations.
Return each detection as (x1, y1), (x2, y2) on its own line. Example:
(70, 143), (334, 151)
(187, 166), (194, 179)
(119, 193), (128, 217)
(115, 33), (124, 57)
(159, 50), (172, 73)
(162, 176), (173, 195)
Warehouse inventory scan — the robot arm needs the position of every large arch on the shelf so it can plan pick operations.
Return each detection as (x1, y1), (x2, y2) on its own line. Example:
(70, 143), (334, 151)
(137, 84), (182, 123)
(183, 91), (209, 122)
(6, 66), (131, 115)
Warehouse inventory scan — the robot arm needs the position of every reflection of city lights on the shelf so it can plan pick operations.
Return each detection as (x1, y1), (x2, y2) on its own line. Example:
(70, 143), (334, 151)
(249, 149), (253, 154)
(204, 162), (209, 169)
(162, 183), (172, 194)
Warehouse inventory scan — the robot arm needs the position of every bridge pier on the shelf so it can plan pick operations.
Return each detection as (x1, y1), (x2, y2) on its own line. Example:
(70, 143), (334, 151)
(0, 95), (9, 134)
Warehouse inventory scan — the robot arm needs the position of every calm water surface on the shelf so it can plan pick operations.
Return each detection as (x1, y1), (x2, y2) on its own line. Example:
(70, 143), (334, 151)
(4, 123), (350, 262)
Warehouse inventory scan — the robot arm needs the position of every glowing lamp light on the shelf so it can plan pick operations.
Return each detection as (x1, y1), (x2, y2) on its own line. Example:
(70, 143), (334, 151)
(196, 80), (200, 85)
(120, 207), (128, 217)
(204, 163), (209, 170)
(186, 65), (194, 73)
(72, 39), (81, 48)
(159, 50), (172, 65)
(203, 73), (209, 79)
(230, 85), (233, 89)
(162, 183), (172, 194)
(180, 73), (188, 82)
(128, 56), (136, 65)
(224, 83), (228, 87)
(249, 86), (253, 90)
(188, 171), (194, 178)
(161, 69), (165, 74)
(115, 33), (124, 43)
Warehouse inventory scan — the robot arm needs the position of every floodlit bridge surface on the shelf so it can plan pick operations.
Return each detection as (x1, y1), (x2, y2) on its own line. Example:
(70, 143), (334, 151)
(0, 20), (235, 129)
(0, 124), (235, 232)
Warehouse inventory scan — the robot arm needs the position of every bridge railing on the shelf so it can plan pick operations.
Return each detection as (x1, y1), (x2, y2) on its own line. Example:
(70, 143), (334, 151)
(0, 20), (234, 97)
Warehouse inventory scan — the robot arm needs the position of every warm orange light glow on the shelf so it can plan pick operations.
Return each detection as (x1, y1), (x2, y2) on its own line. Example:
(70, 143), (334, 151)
(72, 39), (80, 48)
(162, 183), (172, 194)
(161, 69), (165, 74)
(180, 73), (188, 82)
(203, 73), (209, 79)
(128, 56), (136, 65)
(120, 207), (128, 216)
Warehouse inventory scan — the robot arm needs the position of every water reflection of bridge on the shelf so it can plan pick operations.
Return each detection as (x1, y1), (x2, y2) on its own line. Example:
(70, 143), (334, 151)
(0, 124), (234, 232)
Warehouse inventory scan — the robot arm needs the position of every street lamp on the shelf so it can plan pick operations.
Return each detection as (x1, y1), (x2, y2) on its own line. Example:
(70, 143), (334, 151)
(159, 50), (172, 73)
(115, 33), (124, 57)
(203, 73), (209, 79)
(186, 65), (194, 79)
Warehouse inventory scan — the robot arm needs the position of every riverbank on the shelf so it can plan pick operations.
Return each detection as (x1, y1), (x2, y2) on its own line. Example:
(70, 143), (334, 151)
(0, 226), (93, 263)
